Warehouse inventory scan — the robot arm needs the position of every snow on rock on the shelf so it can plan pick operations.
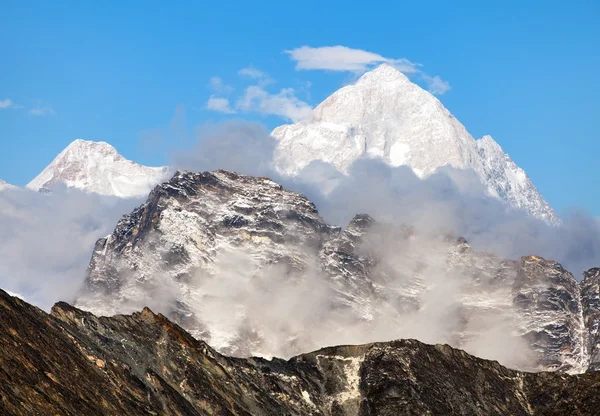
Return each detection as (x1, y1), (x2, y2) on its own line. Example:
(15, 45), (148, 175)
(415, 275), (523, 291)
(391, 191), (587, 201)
(272, 64), (558, 224)
(26, 139), (169, 197)
(75, 169), (593, 372)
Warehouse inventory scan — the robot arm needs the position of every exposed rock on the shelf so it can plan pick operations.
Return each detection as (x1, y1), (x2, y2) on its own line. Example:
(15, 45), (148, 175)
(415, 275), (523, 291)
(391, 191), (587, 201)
(512, 255), (587, 371)
(2, 289), (600, 415)
(582, 268), (600, 370)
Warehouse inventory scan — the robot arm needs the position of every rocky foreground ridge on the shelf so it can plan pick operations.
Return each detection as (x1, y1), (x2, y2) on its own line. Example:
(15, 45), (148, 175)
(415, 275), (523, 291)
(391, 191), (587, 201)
(2, 289), (600, 415)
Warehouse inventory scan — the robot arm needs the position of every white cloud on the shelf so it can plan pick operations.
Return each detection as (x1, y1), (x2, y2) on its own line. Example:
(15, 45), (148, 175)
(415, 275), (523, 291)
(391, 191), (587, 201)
(239, 66), (268, 79)
(238, 66), (273, 87)
(285, 45), (451, 95)
(236, 85), (312, 122)
(285, 45), (414, 73)
(0, 98), (21, 109)
(29, 105), (56, 116)
(422, 74), (452, 95)
(209, 77), (234, 94)
(206, 96), (236, 114)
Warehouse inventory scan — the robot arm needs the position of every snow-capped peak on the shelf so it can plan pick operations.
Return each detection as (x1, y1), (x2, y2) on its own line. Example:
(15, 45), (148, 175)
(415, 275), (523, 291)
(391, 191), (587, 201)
(272, 64), (558, 224)
(26, 139), (169, 198)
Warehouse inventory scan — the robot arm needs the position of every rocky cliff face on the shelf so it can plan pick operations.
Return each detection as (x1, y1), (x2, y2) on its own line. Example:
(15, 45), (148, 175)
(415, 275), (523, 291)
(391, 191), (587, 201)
(75, 170), (599, 372)
(2, 289), (600, 415)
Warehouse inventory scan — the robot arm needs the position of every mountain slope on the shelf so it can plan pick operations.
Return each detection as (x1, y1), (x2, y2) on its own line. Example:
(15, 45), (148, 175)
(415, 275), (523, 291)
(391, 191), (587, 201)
(271, 64), (558, 224)
(75, 170), (595, 372)
(26, 139), (169, 197)
(0, 179), (17, 191)
(2, 288), (600, 415)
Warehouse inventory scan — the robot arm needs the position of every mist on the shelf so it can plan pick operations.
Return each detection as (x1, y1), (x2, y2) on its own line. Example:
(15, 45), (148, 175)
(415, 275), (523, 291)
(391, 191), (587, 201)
(0, 185), (141, 309)
(172, 120), (600, 276)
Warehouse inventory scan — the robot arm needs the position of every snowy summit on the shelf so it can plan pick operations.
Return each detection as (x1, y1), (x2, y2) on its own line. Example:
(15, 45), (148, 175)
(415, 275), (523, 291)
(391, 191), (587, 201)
(272, 64), (558, 224)
(26, 139), (169, 198)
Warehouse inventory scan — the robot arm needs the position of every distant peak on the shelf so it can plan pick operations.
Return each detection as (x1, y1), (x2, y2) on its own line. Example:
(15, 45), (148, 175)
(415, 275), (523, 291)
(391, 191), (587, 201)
(26, 138), (169, 197)
(356, 63), (411, 85)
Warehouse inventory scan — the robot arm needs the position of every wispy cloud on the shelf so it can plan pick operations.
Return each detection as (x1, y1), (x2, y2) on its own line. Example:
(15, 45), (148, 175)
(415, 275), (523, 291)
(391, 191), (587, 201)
(236, 85), (312, 122)
(285, 45), (418, 73)
(422, 74), (451, 95)
(208, 77), (234, 94)
(0, 98), (22, 110)
(238, 66), (273, 87)
(205, 67), (312, 122)
(206, 96), (236, 114)
(239, 66), (267, 79)
(285, 45), (451, 95)
(28, 101), (56, 116)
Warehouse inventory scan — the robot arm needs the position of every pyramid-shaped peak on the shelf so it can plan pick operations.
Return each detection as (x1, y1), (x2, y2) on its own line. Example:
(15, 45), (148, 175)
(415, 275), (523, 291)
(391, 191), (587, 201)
(356, 63), (411, 85)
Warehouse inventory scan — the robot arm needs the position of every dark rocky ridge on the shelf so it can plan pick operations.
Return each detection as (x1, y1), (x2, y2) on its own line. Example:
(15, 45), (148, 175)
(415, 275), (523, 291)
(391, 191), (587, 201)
(76, 170), (599, 372)
(2, 288), (600, 415)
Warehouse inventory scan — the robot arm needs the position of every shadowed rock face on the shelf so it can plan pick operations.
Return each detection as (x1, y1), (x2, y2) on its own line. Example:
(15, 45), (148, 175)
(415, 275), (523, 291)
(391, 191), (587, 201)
(1, 289), (600, 415)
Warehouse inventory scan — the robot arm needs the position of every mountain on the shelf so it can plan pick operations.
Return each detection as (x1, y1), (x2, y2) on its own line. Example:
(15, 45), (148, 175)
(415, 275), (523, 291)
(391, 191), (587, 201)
(0, 179), (17, 191)
(2, 289), (600, 415)
(75, 170), (598, 372)
(26, 139), (169, 197)
(271, 64), (558, 224)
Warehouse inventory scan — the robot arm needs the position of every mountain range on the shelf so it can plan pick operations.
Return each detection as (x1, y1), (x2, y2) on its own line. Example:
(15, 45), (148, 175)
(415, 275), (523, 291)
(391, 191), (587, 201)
(3, 65), (557, 224)
(1, 64), (599, 412)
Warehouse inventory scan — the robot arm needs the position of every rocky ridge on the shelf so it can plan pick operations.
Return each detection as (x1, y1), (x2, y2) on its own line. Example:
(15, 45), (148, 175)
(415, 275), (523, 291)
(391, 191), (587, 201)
(3, 288), (600, 415)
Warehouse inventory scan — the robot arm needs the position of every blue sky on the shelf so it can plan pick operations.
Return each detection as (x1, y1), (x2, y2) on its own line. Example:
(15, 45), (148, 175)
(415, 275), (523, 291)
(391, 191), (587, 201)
(1, 0), (598, 215)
